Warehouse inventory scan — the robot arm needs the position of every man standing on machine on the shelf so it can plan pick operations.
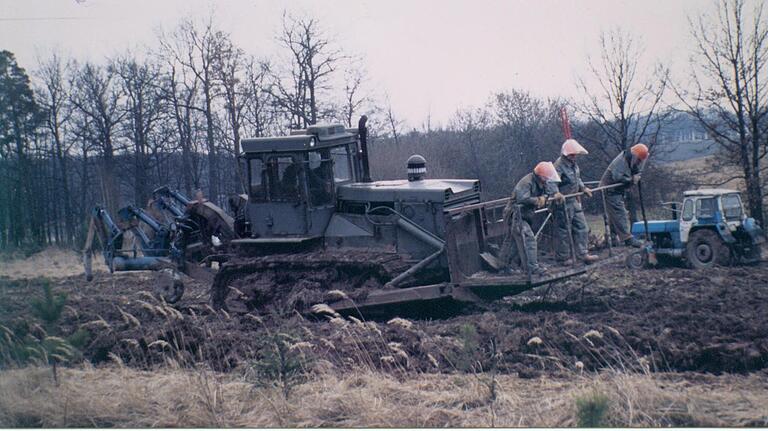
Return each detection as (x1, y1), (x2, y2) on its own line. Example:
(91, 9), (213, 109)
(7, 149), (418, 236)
(554, 139), (599, 264)
(500, 162), (564, 276)
(599, 144), (650, 248)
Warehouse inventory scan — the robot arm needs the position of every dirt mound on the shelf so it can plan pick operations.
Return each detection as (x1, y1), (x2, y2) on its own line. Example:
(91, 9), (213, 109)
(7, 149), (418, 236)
(2, 263), (767, 377)
(0, 247), (107, 280)
(211, 252), (411, 314)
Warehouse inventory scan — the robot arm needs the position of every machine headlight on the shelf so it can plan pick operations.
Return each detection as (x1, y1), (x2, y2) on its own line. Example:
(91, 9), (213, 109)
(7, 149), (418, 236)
(309, 138), (316, 147)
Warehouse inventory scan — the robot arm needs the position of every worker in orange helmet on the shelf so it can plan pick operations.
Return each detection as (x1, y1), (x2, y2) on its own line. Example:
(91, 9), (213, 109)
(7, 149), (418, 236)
(554, 139), (599, 265)
(500, 161), (564, 276)
(599, 143), (650, 248)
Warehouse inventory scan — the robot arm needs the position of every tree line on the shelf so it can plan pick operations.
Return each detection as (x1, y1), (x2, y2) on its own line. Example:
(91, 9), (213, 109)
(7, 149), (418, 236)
(0, 13), (376, 250)
(0, 0), (766, 251)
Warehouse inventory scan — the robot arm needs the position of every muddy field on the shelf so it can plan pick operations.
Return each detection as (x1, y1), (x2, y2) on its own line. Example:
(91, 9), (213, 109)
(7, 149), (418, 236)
(2, 250), (767, 379)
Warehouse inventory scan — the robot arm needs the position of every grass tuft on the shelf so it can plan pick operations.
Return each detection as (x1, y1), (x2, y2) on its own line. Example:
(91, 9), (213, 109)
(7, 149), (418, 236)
(575, 389), (610, 427)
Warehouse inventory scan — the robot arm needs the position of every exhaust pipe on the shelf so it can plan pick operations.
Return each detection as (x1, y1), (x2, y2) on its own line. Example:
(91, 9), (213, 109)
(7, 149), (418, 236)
(358, 115), (372, 182)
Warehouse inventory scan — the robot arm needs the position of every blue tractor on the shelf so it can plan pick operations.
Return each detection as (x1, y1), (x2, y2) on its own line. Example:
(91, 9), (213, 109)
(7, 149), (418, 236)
(628, 189), (767, 269)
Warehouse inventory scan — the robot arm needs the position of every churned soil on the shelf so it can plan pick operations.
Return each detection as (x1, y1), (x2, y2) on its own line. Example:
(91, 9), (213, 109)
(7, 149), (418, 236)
(2, 254), (767, 377)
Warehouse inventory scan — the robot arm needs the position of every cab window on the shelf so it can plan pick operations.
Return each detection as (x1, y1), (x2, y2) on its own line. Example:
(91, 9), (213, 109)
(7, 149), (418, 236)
(267, 156), (300, 201)
(696, 197), (716, 219)
(306, 150), (333, 206)
(331, 146), (352, 183)
(682, 199), (694, 221)
(722, 194), (743, 221)
(248, 158), (265, 200)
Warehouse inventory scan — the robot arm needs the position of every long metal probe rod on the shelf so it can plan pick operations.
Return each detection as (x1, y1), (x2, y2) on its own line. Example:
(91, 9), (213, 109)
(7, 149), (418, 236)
(534, 212), (552, 238)
(533, 183), (624, 214)
(638, 180), (650, 241)
(601, 189), (613, 257)
(446, 183), (623, 216)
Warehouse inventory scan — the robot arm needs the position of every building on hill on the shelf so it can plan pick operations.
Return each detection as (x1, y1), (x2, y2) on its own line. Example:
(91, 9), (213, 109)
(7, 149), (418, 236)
(653, 112), (718, 164)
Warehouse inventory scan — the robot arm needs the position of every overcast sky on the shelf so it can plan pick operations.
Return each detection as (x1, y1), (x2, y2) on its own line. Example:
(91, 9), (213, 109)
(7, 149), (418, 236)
(1, 0), (719, 127)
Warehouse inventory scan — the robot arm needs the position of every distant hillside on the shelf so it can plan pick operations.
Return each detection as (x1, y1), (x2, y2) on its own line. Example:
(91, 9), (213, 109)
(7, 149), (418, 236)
(663, 156), (744, 191)
(653, 112), (719, 164)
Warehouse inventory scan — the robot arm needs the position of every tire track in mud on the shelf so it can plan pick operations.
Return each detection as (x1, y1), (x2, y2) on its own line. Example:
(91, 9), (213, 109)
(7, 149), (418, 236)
(1, 263), (766, 377)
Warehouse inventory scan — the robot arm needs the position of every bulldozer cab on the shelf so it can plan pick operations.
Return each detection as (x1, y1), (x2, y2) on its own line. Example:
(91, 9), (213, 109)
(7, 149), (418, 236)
(241, 125), (359, 239)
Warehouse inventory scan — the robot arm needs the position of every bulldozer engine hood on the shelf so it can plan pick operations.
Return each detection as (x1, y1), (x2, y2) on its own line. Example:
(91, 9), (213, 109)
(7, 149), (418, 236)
(337, 179), (481, 207)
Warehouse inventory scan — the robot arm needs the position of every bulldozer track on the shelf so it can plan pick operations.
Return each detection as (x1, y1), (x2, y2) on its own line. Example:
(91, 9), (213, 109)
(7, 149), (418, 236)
(211, 250), (414, 315)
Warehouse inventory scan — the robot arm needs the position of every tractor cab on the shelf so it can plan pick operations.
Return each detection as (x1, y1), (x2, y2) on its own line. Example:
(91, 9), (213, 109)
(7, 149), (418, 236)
(631, 188), (766, 268)
(678, 189), (746, 243)
(240, 124), (360, 239)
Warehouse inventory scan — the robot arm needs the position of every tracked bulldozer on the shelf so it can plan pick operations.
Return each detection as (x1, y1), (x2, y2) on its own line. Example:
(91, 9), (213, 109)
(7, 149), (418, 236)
(198, 116), (631, 317)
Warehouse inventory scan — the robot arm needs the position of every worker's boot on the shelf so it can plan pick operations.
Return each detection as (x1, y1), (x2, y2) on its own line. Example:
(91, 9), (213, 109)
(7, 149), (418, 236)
(624, 237), (644, 248)
(530, 265), (548, 277)
(581, 254), (599, 264)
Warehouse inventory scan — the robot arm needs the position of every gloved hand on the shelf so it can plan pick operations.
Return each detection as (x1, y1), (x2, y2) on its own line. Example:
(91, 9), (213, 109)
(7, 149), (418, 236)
(632, 174), (642, 184)
(535, 196), (547, 208)
(553, 192), (565, 203)
(583, 187), (593, 198)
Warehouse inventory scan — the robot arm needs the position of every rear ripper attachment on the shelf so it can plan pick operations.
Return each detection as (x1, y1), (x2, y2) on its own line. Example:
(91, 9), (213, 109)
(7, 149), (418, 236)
(82, 186), (234, 303)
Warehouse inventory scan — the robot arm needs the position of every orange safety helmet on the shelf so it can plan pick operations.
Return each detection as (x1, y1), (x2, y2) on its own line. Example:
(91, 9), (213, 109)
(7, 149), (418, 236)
(630, 143), (650, 161)
(561, 138), (589, 156)
(533, 161), (561, 183)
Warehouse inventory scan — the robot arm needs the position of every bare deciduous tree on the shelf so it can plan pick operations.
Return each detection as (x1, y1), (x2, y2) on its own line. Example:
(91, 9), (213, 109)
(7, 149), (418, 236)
(449, 107), (491, 184)
(487, 90), (566, 197)
(156, 53), (199, 195)
(493, 90), (550, 168)
(268, 13), (343, 128)
(675, 0), (768, 224)
(341, 64), (369, 128)
(36, 52), (75, 244)
(69, 62), (124, 216)
(114, 54), (167, 206)
(385, 98), (402, 146)
(242, 59), (276, 137)
(577, 29), (670, 160)
(160, 17), (226, 203)
(214, 38), (249, 193)
(577, 29), (670, 221)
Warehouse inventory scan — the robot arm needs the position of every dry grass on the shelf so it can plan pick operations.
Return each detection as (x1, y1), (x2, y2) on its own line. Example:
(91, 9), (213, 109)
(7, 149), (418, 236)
(1, 365), (766, 427)
(664, 156), (748, 192)
(0, 247), (107, 280)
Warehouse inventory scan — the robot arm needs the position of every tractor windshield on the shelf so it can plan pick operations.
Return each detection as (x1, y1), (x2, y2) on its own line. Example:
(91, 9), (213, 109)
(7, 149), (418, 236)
(722, 194), (743, 221)
(696, 197), (717, 220)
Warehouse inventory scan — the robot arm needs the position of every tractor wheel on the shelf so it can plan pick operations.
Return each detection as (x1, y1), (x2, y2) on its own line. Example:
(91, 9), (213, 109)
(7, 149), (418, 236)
(685, 230), (730, 269)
